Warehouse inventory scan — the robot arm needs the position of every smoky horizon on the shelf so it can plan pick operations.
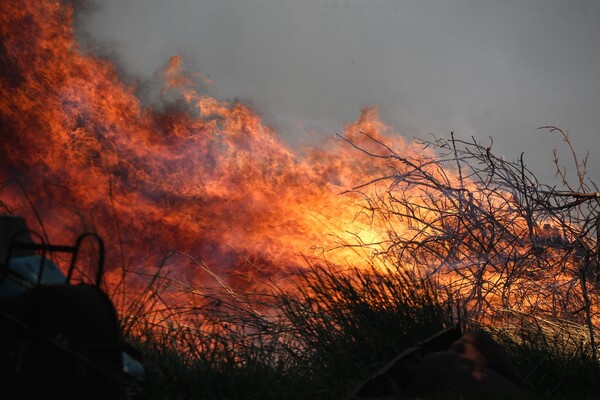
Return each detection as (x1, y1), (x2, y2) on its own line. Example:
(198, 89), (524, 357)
(72, 0), (600, 185)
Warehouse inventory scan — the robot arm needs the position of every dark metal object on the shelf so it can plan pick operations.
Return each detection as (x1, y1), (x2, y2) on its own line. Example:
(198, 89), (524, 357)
(0, 282), (127, 399)
(4, 231), (105, 287)
(0, 215), (34, 261)
(0, 219), (143, 399)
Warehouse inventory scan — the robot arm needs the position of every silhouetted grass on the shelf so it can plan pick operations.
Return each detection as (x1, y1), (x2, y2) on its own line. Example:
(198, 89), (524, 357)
(500, 326), (600, 399)
(128, 262), (600, 399)
(130, 263), (455, 399)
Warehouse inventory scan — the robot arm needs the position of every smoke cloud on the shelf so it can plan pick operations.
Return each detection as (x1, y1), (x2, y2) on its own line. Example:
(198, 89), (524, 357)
(76, 0), (600, 184)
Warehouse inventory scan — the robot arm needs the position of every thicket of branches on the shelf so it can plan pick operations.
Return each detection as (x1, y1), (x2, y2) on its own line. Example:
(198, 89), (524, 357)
(340, 126), (600, 353)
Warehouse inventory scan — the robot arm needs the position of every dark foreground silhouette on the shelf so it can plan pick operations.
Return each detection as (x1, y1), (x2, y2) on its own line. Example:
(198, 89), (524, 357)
(350, 328), (526, 399)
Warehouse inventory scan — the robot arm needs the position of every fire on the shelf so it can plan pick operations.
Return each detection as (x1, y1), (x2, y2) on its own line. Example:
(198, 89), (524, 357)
(0, 0), (409, 290)
(1, 0), (597, 339)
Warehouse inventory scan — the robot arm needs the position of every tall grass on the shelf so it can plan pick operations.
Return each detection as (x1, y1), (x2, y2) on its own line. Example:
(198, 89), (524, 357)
(130, 262), (455, 399)
(129, 261), (600, 399)
(499, 326), (600, 399)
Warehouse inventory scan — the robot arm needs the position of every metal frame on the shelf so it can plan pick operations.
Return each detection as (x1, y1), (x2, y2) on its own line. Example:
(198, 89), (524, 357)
(3, 231), (105, 287)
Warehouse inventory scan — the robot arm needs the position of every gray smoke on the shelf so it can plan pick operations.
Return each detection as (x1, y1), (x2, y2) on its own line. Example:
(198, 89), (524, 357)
(77, 0), (600, 185)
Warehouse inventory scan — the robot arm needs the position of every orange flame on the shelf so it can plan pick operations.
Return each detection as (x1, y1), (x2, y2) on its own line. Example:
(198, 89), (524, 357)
(0, 0), (417, 290)
(1, 0), (596, 337)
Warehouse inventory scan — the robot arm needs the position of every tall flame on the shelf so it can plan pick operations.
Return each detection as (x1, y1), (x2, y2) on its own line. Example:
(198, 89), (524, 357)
(0, 0), (419, 292)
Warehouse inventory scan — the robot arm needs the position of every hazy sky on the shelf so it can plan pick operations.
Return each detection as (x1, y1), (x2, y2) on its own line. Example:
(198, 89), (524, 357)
(78, 0), (600, 185)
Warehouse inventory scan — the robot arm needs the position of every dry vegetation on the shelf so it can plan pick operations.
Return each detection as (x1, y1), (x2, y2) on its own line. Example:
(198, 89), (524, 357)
(112, 128), (600, 399)
(4, 128), (600, 399)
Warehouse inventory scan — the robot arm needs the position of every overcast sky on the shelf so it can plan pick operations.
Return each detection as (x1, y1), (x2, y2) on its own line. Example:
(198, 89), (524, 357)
(78, 0), (600, 185)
